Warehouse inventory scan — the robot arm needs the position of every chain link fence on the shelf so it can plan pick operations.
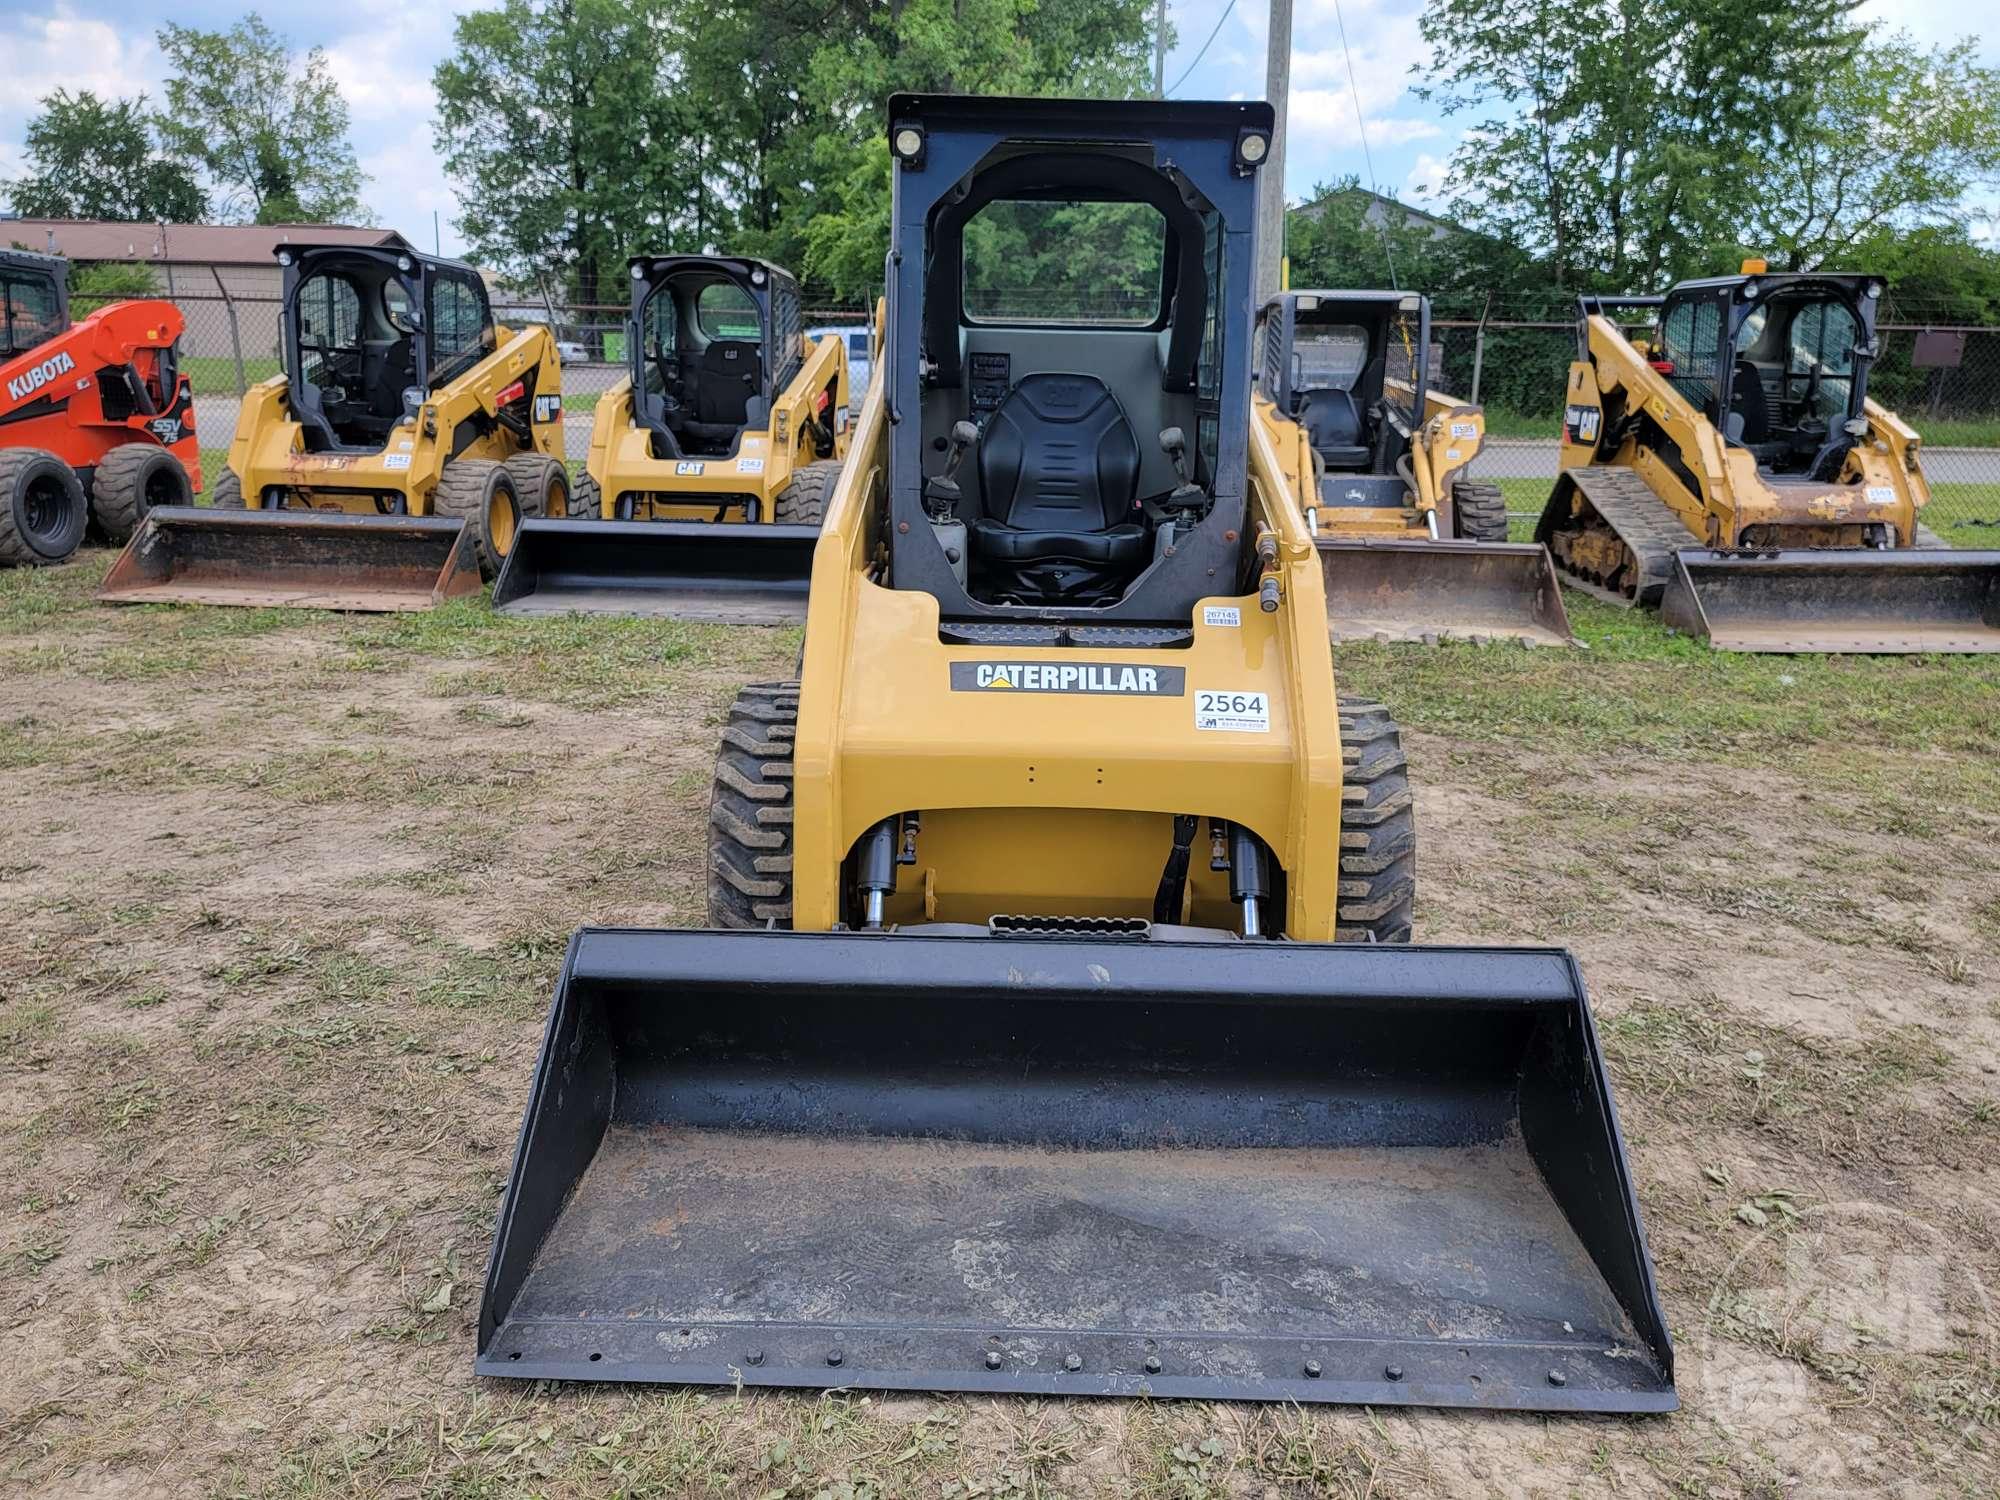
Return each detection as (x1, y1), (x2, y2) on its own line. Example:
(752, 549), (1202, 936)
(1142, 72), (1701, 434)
(165, 290), (1999, 540)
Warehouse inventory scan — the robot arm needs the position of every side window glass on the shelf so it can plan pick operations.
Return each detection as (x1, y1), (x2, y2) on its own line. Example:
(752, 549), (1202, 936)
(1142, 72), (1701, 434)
(1659, 297), (1723, 414)
(428, 273), (491, 367)
(297, 273), (361, 390)
(642, 287), (679, 396)
(3, 273), (63, 355)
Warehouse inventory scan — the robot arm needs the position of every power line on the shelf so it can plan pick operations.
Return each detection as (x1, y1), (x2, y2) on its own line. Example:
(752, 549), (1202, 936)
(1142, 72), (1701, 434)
(1167, 0), (1239, 97)
(1333, 0), (1398, 290)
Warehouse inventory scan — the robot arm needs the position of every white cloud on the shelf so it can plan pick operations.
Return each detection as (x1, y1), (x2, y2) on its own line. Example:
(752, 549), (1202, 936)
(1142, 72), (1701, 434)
(0, 5), (162, 115)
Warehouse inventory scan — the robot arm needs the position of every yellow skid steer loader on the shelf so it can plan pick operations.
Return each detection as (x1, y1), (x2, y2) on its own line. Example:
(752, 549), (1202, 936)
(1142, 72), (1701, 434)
(474, 94), (1672, 1413)
(1255, 290), (1573, 646)
(100, 240), (565, 611)
(492, 255), (848, 621)
(1538, 265), (2000, 651)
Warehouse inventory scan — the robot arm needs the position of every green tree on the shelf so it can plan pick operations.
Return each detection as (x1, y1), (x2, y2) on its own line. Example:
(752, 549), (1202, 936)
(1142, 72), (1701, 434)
(7, 89), (206, 223)
(69, 261), (162, 316)
(155, 14), (366, 225)
(1739, 34), (2000, 273)
(788, 0), (1156, 294)
(432, 0), (706, 309)
(1416, 0), (1867, 288)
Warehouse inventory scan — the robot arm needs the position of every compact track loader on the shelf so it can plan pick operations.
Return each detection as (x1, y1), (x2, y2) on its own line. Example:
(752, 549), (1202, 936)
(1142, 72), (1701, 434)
(492, 255), (848, 621)
(100, 240), (564, 611)
(476, 94), (1673, 1413)
(1256, 290), (1572, 646)
(1538, 265), (2000, 651)
(0, 249), (201, 567)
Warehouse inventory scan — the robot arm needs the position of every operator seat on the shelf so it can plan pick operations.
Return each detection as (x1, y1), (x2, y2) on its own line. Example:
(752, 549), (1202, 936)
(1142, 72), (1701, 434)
(675, 338), (762, 452)
(1296, 387), (1371, 471)
(967, 373), (1148, 602)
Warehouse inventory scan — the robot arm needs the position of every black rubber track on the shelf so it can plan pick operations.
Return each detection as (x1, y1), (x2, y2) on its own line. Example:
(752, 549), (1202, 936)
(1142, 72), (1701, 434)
(1334, 697), (1416, 943)
(1451, 479), (1510, 543)
(775, 460), (840, 525)
(708, 682), (800, 928)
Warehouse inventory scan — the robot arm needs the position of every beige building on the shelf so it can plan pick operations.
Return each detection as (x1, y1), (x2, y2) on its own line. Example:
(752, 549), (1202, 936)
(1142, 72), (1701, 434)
(0, 218), (407, 359)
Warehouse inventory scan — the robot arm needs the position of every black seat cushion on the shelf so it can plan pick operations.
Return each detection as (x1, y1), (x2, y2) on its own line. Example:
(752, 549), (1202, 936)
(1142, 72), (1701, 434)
(1731, 359), (1771, 444)
(362, 337), (413, 419)
(696, 340), (761, 427)
(966, 373), (1149, 599)
(976, 374), (1142, 532)
(1296, 387), (1371, 470)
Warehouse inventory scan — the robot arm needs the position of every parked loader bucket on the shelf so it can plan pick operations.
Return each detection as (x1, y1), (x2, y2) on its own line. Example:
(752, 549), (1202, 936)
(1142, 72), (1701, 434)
(491, 518), (818, 622)
(1661, 547), (2000, 653)
(477, 928), (1675, 1412)
(1318, 537), (1577, 647)
(97, 506), (481, 612)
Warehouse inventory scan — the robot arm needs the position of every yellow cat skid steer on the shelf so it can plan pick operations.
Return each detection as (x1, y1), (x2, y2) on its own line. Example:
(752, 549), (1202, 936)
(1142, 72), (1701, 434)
(101, 240), (565, 611)
(474, 95), (1673, 1413)
(1539, 267), (2000, 651)
(492, 255), (847, 621)
(1255, 290), (1573, 646)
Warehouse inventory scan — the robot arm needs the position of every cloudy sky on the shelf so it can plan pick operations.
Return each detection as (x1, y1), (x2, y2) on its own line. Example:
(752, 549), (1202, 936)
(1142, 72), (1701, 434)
(0, 0), (1991, 257)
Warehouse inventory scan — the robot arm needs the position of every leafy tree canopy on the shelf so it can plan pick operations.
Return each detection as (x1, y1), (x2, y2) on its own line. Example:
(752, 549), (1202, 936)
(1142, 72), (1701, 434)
(6, 89), (206, 224)
(156, 14), (367, 225)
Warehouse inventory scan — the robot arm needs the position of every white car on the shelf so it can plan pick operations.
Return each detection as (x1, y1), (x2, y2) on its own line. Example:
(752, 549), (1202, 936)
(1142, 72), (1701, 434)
(807, 325), (872, 407)
(555, 339), (590, 363)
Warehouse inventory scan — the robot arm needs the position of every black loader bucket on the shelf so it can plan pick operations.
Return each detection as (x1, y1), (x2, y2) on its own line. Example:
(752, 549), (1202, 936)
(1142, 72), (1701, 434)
(491, 519), (819, 622)
(1318, 538), (1577, 647)
(1661, 547), (2000, 652)
(477, 928), (1674, 1412)
(97, 506), (481, 611)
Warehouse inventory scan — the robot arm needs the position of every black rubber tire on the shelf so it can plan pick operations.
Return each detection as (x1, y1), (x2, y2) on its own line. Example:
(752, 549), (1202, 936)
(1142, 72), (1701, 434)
(569, 469), (602, 519)
(430, 459), (520, 579)
(0, 449), (88, 566)
(1335, 698), (1416, 943)
(503, 453), (564, 520)
(774, 460), (840, 525)
(1451, 480), (1510, 543)
(207, 467), (246, 509)
(708, 682), (800, 929)
(89, 444), (192, 544)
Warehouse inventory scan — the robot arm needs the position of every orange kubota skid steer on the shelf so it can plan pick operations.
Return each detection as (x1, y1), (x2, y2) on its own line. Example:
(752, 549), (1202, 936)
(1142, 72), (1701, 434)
(0, 249), (201, 567)
(474, 94), (1673, 1414)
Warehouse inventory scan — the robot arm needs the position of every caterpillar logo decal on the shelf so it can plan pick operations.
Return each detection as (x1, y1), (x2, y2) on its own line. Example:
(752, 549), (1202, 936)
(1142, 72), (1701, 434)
(5, 350), (75, 405)
(950, 661), (1185, 696)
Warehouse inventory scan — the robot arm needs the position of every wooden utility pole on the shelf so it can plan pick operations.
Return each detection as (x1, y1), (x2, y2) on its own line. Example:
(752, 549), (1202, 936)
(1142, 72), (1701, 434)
(1257, 0), (1292, 299)
(1155, 0), (1167, 97)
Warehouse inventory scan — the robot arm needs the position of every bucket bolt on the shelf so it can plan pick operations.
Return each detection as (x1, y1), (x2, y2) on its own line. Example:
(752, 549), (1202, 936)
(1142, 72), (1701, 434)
(1226, 823), (1272, 938)
(985, 1350), (1003, 1370)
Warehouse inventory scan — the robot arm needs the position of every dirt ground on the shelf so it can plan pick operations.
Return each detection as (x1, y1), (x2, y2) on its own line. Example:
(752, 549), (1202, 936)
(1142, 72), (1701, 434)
(3, 554), (1997, 1499)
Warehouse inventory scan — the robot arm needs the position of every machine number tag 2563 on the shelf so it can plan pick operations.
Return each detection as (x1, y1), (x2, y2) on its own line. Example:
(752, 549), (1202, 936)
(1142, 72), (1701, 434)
(1194, 690), (1270, 732)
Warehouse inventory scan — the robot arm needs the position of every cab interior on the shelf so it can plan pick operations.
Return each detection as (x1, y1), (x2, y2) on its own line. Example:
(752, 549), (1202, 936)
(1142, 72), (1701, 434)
(635, 271), (770, 459)
(914, 149), (1225, 607)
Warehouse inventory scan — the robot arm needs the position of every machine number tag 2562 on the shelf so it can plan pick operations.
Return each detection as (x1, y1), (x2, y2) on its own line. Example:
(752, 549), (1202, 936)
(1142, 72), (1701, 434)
(1194, 690), (1270, 733)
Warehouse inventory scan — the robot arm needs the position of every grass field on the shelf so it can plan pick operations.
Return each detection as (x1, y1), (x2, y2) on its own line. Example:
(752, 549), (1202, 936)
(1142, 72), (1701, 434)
(2, 550), (1997, 1498)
